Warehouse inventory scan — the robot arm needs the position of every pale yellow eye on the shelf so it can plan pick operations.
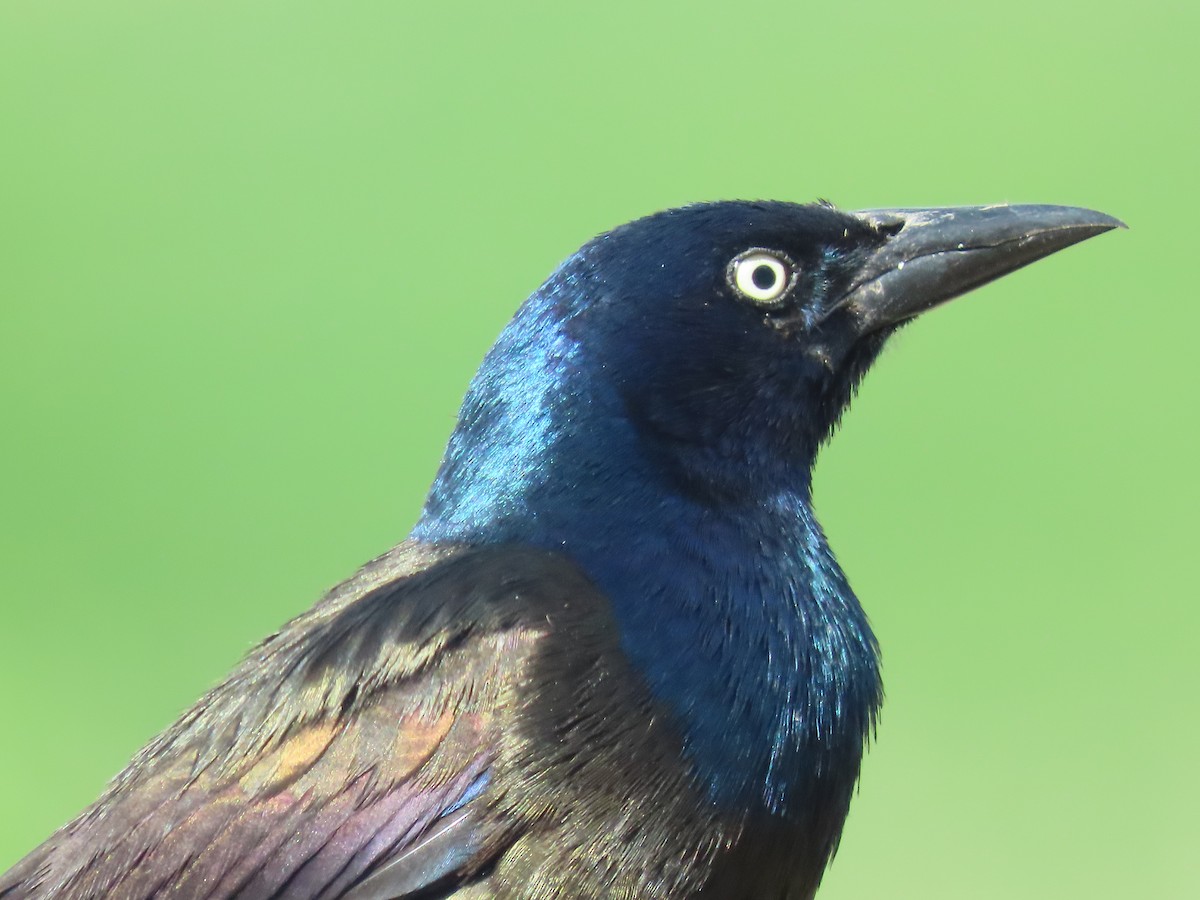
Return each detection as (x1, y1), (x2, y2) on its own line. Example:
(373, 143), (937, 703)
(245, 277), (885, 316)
(728, 249), (797, 306)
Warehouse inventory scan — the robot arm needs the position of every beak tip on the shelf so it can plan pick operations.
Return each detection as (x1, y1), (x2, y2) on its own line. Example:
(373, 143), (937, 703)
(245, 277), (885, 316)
(1053, 205), (1126, 233)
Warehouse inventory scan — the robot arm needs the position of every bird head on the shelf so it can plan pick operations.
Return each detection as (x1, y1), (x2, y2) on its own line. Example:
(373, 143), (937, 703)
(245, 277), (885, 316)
(422, 200), (1122, 526)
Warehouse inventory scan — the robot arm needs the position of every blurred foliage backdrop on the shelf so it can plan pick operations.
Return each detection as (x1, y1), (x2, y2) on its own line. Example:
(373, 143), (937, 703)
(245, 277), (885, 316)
(1, 2), (1196, 898)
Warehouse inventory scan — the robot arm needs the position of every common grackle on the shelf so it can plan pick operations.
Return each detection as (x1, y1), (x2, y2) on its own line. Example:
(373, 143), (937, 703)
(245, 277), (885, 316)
(0, 201), (1122, 899)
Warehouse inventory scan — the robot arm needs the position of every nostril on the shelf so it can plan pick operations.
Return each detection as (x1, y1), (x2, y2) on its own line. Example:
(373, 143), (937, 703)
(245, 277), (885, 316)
(855, 210), (907, 238)
(876, 219), (905, 238)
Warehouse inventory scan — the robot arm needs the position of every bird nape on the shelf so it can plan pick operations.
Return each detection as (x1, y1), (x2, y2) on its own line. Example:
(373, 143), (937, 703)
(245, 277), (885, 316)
(0, 201), (1122, 900)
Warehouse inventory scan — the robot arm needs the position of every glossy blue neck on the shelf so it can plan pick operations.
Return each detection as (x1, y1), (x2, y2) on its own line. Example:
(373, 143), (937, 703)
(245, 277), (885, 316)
(413, 272), (881, 814)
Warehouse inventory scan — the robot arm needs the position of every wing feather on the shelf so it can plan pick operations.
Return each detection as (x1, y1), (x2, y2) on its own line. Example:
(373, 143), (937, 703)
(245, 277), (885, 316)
(0, 544), (536, 900)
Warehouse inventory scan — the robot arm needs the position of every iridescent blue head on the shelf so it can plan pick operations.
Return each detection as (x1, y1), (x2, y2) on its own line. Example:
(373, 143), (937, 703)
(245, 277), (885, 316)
(550, 201), (900, 492)
(415, 200), (1122, 813)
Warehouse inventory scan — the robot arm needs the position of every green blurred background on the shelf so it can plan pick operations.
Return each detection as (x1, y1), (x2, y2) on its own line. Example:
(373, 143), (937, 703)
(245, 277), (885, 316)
(1, 2), (1195, 897)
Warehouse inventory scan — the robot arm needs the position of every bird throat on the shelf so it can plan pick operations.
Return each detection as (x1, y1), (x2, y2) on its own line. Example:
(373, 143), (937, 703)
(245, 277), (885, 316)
(554, 480), (879, 816)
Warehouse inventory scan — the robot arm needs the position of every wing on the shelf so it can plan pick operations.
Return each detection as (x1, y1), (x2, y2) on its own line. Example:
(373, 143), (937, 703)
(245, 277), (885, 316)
(1, 541), (706, 900)
(1, 541), (725, 900)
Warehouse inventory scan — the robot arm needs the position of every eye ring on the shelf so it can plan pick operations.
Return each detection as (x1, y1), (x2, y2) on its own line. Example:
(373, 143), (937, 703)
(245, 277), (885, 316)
(726, 248), (798, 307)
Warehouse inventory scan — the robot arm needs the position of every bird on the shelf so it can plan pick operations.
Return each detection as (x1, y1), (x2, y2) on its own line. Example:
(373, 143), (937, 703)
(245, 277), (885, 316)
(0, 200), (1122, 900)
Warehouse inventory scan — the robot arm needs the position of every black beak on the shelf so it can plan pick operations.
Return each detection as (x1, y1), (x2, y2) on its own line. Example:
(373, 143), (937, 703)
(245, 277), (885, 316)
(839, 204), (1126, 332)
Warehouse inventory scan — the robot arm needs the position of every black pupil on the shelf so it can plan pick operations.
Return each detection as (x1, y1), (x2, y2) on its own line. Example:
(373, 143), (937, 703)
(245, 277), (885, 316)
(751, 263), (778, 291)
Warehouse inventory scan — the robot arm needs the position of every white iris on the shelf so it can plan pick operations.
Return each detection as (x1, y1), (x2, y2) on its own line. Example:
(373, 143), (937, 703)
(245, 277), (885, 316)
(729, 250), (795, 306)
